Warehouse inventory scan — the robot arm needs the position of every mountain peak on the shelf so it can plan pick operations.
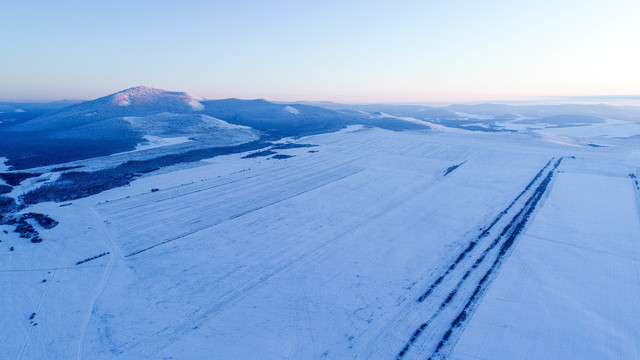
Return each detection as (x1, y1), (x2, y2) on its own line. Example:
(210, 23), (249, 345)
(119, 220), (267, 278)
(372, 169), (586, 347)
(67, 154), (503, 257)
(110, 86), (162, 106)
(106, 86), (203, 110)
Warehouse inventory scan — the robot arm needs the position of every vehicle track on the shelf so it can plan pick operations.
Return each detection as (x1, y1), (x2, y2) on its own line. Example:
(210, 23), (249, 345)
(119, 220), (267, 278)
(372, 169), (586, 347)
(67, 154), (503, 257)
(17, 221), (76, 360)
(426, 158), (562, 359)
(76, 206), (120, 360)
(394, 157), (562, 360)
(416, 159), (552, 303)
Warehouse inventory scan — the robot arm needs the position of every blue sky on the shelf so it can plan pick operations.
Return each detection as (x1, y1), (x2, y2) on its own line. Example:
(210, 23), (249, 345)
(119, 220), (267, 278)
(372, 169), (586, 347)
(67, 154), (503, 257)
(1, 0), (639, 103)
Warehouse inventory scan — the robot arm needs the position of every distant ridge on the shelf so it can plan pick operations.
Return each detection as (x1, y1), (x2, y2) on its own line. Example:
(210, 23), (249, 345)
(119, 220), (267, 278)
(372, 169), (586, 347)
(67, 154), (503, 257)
(7, 86), (206, 132)
(4, 86), (640, 170)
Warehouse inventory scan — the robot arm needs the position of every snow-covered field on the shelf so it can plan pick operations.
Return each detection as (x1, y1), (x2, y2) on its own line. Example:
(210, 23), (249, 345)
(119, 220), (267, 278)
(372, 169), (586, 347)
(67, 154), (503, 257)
(1, 124), (639, 359)
(452, 163), (640, 360)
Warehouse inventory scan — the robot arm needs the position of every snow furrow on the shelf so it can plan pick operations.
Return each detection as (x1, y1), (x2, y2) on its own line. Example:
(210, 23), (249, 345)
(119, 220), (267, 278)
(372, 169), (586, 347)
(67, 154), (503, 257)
(395, 158), (562, 360)
(426, 158), (562, 359)
(417, 158), (553, 303)
(109, 168), (440, 358)
(123, 165), (365, 257)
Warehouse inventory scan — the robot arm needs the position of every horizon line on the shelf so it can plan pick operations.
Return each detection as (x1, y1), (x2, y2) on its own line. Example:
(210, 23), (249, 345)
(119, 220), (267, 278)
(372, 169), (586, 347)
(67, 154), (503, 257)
(2, 90), (640, 107)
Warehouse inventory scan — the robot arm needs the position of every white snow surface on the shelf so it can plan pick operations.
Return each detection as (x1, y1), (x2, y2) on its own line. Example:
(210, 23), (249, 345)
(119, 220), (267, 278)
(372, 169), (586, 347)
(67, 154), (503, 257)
(371, 112), (468, 133)
(122, 112), (251, 134)
(495, 118), (640, 139)
(107, 86), (204, 111)
(284, 105), (299, 114)
(449, 110), (493, 119)
(534, 132), (584, 147)
(134, 136), (192, 152)
(113, 93), (131, 106)
(539, 119), (640, 138)
(0, 157), (9, 172)
(116, 113), (257, 156)
(188, 98), (205, 111)
(109, 86), (202, 108)
(1, 126), (639, 360)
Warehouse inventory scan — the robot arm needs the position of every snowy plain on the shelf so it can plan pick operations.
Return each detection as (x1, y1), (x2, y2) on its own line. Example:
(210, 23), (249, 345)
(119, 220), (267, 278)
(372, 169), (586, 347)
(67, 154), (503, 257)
(1, 118), (639, 360)
(451, 164), (640, 360)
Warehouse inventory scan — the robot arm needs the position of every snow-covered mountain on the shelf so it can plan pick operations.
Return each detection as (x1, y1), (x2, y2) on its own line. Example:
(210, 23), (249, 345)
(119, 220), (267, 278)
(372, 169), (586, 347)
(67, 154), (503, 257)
(108, 86), (204, 110)
(6, 86), (359, 137)
(3, 86), (640, 170)
(7, 86), (205, 133)
(0, 87), (372, 169)
(0, 87), (265, 169)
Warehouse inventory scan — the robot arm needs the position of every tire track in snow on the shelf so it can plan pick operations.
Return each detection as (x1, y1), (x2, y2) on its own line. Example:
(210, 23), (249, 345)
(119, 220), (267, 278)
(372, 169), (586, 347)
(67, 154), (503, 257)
(76, 206), (121, 360)
(395, 157), (562, 360)
(426, 158), (562, 359)
(17, 221), (76, 360)
(416, 159), (552, 303)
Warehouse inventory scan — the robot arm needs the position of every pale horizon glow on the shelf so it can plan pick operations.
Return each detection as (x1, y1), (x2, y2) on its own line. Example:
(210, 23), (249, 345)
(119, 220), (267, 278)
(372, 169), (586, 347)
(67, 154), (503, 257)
(1, 0), (639, 104)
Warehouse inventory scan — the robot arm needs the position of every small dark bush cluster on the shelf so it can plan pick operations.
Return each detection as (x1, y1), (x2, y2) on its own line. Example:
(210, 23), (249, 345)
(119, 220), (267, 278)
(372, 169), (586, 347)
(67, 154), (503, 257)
(0, 185), (12, 194)
(270, 143), (318, 150)
(444, 161), (465, 176)
(150, 188), (159, 192)
(0, 195), (17, 215)
(242, 150), (276, 159)
(76, 251), (110, 265)
(23, 213), (59, 229)
(51, 165), (84, 172)
(14, 220), (37, 238)
(1, 207), (59, 244)
(271, 154), (294, 159)
(0, 196), (19, 226)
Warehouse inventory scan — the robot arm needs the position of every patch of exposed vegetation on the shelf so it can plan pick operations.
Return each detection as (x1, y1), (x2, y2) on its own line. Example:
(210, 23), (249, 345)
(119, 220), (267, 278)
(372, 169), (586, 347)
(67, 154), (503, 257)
(21, 139), (272, 204)
(0, 172), (42, 186)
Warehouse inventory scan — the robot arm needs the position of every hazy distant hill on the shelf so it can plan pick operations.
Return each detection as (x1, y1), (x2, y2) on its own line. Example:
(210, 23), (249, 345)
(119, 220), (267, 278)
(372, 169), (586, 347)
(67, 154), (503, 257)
(0, 87), (257, 169)
(0, 87), (365, 169)
(3, 86), (640, 170)
(446, 103), (640, 121)
(7, 86), (205, 132)
(0, 100), (82, 127)
(200, 99), (358, 136)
